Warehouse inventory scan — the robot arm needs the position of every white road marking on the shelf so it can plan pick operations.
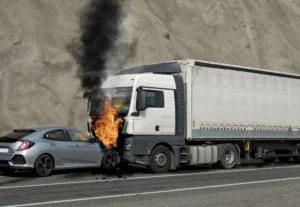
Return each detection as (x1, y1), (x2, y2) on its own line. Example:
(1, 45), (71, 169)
(5, 176), (300, 207)
(0, 164), (300, 190)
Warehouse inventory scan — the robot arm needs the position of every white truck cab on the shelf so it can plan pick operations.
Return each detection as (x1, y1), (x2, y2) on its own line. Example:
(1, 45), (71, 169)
(90, 73), (177, 136)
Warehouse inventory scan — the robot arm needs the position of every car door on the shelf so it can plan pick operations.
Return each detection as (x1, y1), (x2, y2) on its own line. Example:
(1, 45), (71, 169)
(66, 129), (102, 167)
(43, 129), (74, 167)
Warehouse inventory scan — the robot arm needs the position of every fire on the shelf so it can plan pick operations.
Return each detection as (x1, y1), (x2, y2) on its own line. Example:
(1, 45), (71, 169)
(93, 100), (123, 149)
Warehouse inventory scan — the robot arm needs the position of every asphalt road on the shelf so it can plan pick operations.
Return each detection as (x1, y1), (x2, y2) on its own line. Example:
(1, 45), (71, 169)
(0, 163), (300, 207)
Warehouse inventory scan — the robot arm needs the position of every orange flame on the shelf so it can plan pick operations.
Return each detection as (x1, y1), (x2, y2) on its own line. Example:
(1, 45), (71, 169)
(93, 100), (123, 149)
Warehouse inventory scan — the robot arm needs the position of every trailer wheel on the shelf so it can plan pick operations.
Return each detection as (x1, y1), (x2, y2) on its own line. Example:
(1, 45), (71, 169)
(219, 144), (238, 169)
(149, 145), (171, 173)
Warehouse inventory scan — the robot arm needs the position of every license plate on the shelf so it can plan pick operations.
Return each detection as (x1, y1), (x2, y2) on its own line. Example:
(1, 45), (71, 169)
(0, 148), (8, 153)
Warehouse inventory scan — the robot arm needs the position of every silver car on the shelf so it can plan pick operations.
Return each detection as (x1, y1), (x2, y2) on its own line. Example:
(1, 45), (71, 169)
(0, 127), (103, 176)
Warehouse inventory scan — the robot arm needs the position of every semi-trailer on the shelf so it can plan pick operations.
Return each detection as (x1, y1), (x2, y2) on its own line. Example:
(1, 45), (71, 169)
(88, 59), (300, 173)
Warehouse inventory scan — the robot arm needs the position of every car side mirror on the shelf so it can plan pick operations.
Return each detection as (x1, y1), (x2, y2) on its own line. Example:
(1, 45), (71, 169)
(136, 87), (146, 112)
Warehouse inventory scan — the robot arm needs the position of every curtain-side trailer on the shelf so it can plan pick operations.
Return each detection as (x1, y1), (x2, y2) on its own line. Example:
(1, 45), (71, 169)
(89, 59), (300, 173)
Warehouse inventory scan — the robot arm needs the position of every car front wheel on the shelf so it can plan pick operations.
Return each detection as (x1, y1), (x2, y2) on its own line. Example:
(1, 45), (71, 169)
(102, 150), (118, 170)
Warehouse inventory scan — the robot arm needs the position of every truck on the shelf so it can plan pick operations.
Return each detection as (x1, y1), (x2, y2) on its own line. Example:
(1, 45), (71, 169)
(88, 59), (300, 173)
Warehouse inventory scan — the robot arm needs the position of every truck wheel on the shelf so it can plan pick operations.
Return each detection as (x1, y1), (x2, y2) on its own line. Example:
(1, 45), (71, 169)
(149, 145), (171, 173)
(219, 144), (238, 169)
(34, 154), (55, 177)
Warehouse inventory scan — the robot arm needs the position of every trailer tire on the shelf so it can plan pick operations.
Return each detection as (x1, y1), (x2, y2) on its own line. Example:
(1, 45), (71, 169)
(219, 144), (238, 169)
(149, 145), (171, 173)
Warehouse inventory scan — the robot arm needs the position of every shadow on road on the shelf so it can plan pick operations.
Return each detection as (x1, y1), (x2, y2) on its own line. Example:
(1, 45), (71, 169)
(0, 169), (37, 186)
(0, 161), (297, 180)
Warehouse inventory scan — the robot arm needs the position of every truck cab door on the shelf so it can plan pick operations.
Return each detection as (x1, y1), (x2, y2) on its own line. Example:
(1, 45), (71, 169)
(133, 89), (175, 135)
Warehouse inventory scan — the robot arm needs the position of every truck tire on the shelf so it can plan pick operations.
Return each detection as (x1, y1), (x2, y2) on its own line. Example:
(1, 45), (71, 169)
(149, 145), (171, 173)
(219, 144), (238, 169)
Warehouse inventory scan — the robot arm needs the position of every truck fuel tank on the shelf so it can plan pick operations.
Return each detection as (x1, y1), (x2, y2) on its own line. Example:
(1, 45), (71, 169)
(189, 145), (218, 165)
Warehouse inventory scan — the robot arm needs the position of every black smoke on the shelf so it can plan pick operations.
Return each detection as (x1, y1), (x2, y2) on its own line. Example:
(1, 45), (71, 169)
(68, 0), (122, 98)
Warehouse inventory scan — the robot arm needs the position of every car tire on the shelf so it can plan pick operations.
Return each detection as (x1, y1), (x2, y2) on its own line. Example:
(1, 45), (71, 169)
(102, 150), (118, 170)
(149, 145), (171, 174)
(34, 154), (55, 177)
(219, 144), (238, 169)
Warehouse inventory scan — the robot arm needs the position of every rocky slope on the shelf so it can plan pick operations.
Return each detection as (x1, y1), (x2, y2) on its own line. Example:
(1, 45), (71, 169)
(1, 0), (300, 133)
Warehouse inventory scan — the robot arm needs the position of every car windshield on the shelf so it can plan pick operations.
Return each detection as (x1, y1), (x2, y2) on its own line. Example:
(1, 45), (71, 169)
(89, 87), (133, 116)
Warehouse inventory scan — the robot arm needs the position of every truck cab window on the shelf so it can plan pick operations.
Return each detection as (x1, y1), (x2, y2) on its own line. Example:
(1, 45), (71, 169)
(145, 90), (164, 108)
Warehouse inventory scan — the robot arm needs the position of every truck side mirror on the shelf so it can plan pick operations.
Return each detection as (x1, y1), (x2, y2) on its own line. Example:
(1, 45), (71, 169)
(136, 87), (146, 112)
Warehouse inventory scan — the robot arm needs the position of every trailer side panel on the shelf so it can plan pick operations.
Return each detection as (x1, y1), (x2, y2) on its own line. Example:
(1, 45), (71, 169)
(190, 65), (300, 140)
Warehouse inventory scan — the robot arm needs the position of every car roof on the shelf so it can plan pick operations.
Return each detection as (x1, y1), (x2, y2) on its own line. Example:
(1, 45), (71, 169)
(14, 127), (82, 133)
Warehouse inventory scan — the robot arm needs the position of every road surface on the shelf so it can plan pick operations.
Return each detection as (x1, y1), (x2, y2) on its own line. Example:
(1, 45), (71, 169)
(0, 163), (300, 206)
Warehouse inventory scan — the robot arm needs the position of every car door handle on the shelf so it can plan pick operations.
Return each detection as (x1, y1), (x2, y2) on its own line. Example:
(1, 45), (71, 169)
(75, 144), (80, 147)
(51, 142), (56, 146)
(155, 125), (160, 131)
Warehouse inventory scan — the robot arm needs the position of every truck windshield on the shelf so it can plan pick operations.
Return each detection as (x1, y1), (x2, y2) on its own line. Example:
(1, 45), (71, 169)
(89, 87), (132, 116)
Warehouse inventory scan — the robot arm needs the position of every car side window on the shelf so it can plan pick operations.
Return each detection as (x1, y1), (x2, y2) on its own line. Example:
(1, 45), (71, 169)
(44, 130), (68, 141)
(68, 130), (91, 142)
(145, 90), (164, 108)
